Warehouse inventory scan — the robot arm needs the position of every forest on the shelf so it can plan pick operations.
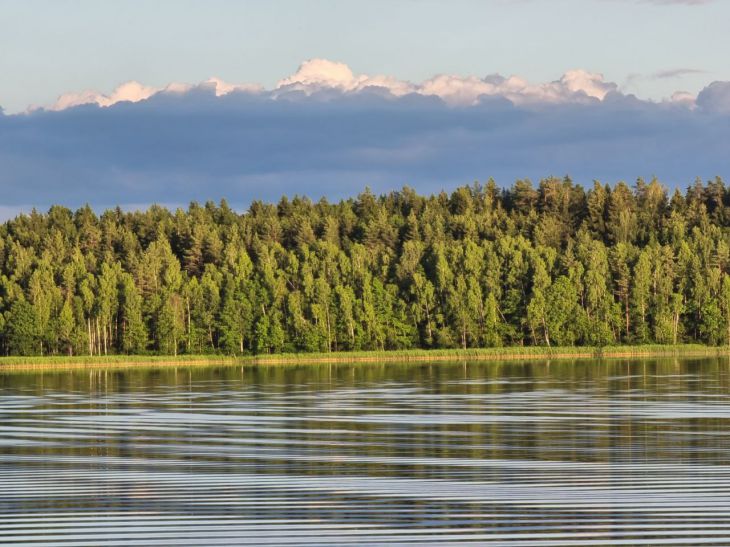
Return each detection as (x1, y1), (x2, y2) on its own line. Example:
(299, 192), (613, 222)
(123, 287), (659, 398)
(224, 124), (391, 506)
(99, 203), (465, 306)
(1, 176), (730, 356)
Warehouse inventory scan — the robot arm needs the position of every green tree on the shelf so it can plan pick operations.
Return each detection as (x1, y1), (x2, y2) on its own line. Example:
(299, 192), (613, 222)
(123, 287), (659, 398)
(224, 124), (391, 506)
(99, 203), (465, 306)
(5, 300), (38, 356)
(119, 273), (147, 354)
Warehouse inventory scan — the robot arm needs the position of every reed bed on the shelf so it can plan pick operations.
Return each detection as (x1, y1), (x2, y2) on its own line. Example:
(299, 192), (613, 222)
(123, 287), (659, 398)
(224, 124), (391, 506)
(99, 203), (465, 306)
(0, 344), (726, 372)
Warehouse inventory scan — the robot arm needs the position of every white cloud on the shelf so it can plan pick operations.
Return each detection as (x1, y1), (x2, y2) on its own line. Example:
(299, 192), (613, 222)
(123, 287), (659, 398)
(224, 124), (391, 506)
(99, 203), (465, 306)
(50, 81), (157, 111)
(419, 74), (494, 105)
(666, 91), (696, 108)
(37, 58), (698, 112)
(416, 69), (617, 106)
(275, 58), (416, 97)
(277, 58), (357, 89)
(45, 77), (262, 111)
(558, 70), (617, 100)
(274, 60), (619, 106)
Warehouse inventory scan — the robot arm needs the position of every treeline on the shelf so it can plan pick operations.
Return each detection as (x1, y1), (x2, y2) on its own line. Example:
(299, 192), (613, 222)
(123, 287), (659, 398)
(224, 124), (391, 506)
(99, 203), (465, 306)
(2, 176), (730, 356)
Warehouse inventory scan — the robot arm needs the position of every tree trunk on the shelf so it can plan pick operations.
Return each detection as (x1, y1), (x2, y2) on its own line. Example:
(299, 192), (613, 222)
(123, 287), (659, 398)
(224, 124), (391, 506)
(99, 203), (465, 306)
(425, 306), (433, 345)
(542, 317), (551, 347)
(87, 319), (93, 356)
(325, 306), (332, 352)
(96, 318), (101, 356)
(186, 297), (191, 352)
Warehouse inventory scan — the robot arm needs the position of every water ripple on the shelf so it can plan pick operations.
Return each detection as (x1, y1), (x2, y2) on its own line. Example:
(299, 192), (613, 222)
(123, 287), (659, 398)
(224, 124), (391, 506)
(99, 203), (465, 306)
(1, 358), (730, 545)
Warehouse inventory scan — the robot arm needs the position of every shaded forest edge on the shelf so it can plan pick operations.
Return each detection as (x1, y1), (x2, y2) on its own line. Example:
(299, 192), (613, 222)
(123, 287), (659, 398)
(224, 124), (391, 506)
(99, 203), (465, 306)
(3, 176), (730, 358)
(0, 345), (727, 372)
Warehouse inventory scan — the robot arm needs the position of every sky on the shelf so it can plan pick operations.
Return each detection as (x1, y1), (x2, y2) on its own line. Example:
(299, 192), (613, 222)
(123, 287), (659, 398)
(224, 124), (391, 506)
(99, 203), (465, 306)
(1, 0), (729, 216)
(1, 0), (727, 112)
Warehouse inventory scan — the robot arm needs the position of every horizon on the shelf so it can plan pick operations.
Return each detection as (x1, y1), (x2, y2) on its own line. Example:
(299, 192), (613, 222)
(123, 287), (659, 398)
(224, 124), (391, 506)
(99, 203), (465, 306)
(1, 175), (719, 222)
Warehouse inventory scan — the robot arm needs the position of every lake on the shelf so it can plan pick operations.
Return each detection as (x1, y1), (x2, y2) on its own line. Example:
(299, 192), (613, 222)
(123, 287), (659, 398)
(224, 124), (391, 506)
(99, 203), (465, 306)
(2, 358), (730, 546)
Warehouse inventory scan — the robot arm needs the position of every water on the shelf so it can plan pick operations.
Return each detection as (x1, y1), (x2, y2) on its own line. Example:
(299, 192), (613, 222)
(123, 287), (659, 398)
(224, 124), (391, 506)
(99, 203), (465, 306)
(1, 358), (730, 546)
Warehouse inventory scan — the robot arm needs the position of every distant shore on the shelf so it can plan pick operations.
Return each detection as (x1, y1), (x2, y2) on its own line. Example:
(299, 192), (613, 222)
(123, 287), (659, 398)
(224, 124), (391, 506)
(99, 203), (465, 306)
(0, 344), (728, 372)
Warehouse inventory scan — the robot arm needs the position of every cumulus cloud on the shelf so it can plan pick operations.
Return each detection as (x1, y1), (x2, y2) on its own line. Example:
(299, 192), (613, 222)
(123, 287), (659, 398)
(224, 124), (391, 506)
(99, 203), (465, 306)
(50, 81), (158, 111)
(417, 70), (617, 106)
(2, 60), (729, 217)
(44, 77), (263, 111)
(40, 59), (621, 111)
(277, 58), (360, 89)
(696, 81), (730, 114)
(275, 58), (416, 99)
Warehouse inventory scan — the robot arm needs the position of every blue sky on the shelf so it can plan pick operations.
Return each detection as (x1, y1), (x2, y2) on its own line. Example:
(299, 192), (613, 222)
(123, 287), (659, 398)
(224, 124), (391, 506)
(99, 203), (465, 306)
(1, 0), (726, 112)
(0, 0), (729, 216)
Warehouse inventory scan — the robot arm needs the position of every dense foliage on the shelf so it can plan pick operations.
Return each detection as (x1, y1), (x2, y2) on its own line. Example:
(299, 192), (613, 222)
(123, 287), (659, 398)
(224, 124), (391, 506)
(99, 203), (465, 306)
(1, 177), (730, 356)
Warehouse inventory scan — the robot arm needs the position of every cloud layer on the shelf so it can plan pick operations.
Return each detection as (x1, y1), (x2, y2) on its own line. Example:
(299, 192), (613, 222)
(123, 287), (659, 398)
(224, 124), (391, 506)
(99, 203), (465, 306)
(42, 58), (624, 111)
(2, 59), (730, 216)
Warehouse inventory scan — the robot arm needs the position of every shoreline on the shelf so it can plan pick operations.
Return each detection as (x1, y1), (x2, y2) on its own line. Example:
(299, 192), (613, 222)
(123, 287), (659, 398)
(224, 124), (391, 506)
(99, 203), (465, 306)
(0, 344), (728, 372)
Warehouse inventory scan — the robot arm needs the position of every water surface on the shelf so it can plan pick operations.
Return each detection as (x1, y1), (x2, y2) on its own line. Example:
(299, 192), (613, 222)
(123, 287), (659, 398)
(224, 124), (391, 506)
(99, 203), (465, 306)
(2, 358), (730, 545)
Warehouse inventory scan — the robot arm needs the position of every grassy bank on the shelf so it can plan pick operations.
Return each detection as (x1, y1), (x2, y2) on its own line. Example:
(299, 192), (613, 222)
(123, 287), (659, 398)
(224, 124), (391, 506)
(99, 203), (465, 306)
(0, 344), (727, 372)
(0, 354), (237, 372)
(241, 344), (728, 364)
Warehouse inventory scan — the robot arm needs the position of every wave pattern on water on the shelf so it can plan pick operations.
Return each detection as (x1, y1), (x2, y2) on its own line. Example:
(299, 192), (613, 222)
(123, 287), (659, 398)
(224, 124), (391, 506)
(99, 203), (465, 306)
(1, 359), (730, 545)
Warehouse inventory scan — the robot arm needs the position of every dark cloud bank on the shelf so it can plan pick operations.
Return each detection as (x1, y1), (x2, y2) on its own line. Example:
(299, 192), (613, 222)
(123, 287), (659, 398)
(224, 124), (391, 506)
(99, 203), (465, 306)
(1, 83), (730, 215)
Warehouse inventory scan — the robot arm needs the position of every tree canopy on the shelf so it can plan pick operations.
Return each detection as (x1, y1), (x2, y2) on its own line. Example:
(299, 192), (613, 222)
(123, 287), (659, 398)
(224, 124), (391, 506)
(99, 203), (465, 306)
(2, 176), (730, 356)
